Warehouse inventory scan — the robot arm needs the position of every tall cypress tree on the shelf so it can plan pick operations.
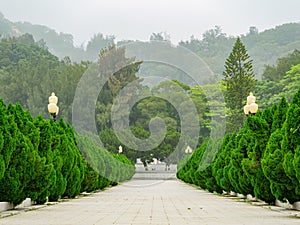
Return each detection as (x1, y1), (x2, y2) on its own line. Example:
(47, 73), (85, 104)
(222, 37), (256, 133)
(0, 104), (39, 205)
(0, 129), (3, 180)
(219, 134), (237, 192)
(261, 97), (291, 202)
(0, 99), (9, 180)
(241, 114), (275, 203)
(228, 130), (254, 196)
(281, 88), (300, 202)
(212, 134), (231, 191)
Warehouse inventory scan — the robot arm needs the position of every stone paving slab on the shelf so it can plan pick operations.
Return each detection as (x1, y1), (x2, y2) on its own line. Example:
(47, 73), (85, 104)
(0, 179), (299, 225)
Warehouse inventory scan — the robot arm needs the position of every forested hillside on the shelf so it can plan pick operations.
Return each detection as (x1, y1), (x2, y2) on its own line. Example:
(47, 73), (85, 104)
(0, 12), (114, 62)
(179, 24), (300, 78)
(255, 49), (300, 108)
(1, 12), (300, 78)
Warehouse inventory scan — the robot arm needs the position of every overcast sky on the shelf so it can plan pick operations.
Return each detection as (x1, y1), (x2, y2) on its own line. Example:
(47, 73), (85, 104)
(1, 0), (300, 45)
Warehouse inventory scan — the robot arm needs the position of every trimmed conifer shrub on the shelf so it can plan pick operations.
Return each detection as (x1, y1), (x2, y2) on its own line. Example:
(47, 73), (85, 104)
(281, 88), (300, 203)
(227, 132), (253, 196)
(0, 99), (135, 205)
(241, 114), (275, 203)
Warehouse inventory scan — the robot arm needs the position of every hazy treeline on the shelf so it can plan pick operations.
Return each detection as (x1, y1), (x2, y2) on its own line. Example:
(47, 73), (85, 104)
(1, 12), (300, 78)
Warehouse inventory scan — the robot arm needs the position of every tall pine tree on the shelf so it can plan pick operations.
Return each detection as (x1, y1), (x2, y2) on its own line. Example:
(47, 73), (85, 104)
(222, 37), (256, 133)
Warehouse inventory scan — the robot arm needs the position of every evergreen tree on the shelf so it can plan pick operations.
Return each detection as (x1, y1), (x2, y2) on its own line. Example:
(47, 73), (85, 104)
(81, 163), (99, 192)
(221, 134), (238, 193)
(227, 131), (253, 196)
(241, 114), (275, 203)
(271, 98), (289, 132)
(212, 134), (231, 191)
(222, 37), (256, 133)
(262, 129), (295, 202)
(200, 139), (223, 193)
(0, 99), (13, 180)
(0, 104), (38, 205)
(0, 101), (17, 201)
(261, 107), (274, 129)
(33, 116), (57, 203)
(193, 142), (209, 189)
(0, 129), (3, 180)
(48, 121), (67, 201)
(16, 108), (54, 204)
(55, 120), (85, 198)
(261, 95), (298, 204)
(0, 99), (135, 205)
(281, 88), (300, 203)
(293, 145), (300, 195)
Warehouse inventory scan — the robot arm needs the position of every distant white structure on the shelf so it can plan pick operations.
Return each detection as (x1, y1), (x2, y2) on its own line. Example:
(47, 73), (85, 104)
(118, 145), (123, 154)
(185, 145), (193, 154)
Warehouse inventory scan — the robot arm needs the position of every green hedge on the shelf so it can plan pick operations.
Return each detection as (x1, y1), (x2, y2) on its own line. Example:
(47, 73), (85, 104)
(0, 99), (135, 205)
(177, 88), (300, 204)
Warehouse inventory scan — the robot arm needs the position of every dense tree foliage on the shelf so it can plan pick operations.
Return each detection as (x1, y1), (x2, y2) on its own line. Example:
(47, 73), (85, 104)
(240, 113), (275, 203)
(0, 34), (88, 122)
(222, 37), (256, 133)
(93, 45), (212, 167)
(2, 13), (300, 207)
(0, 34), (213, 170)
(179, 23), (300, 78)
(0, 100), (134, 206)
(2, 13), (300, 78)
(178, 88), (300, 204)
(256, 62), (300, 109)
(262, 50), (300, 82)
(95, 44), (142, 130)
(177, 34), (300, 205)
(98, 78), (210, 167)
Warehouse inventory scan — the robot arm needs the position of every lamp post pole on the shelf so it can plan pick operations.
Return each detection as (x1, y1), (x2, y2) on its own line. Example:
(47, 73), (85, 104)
(243, 92), (258, 116)
(48, 92), (59, 121)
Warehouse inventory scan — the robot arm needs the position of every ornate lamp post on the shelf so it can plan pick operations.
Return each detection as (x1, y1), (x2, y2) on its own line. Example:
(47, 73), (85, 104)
(185, 145), (193, 154)
(243, 92), (258, 116)
(48, 92), (59, 121)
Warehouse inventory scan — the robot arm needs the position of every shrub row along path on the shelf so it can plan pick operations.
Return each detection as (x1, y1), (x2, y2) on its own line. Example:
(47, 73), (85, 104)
(0, 172), (299, 225)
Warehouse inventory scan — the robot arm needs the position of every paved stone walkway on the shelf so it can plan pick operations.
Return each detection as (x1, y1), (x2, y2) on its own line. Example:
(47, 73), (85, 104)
(0, 178), (299, 225)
